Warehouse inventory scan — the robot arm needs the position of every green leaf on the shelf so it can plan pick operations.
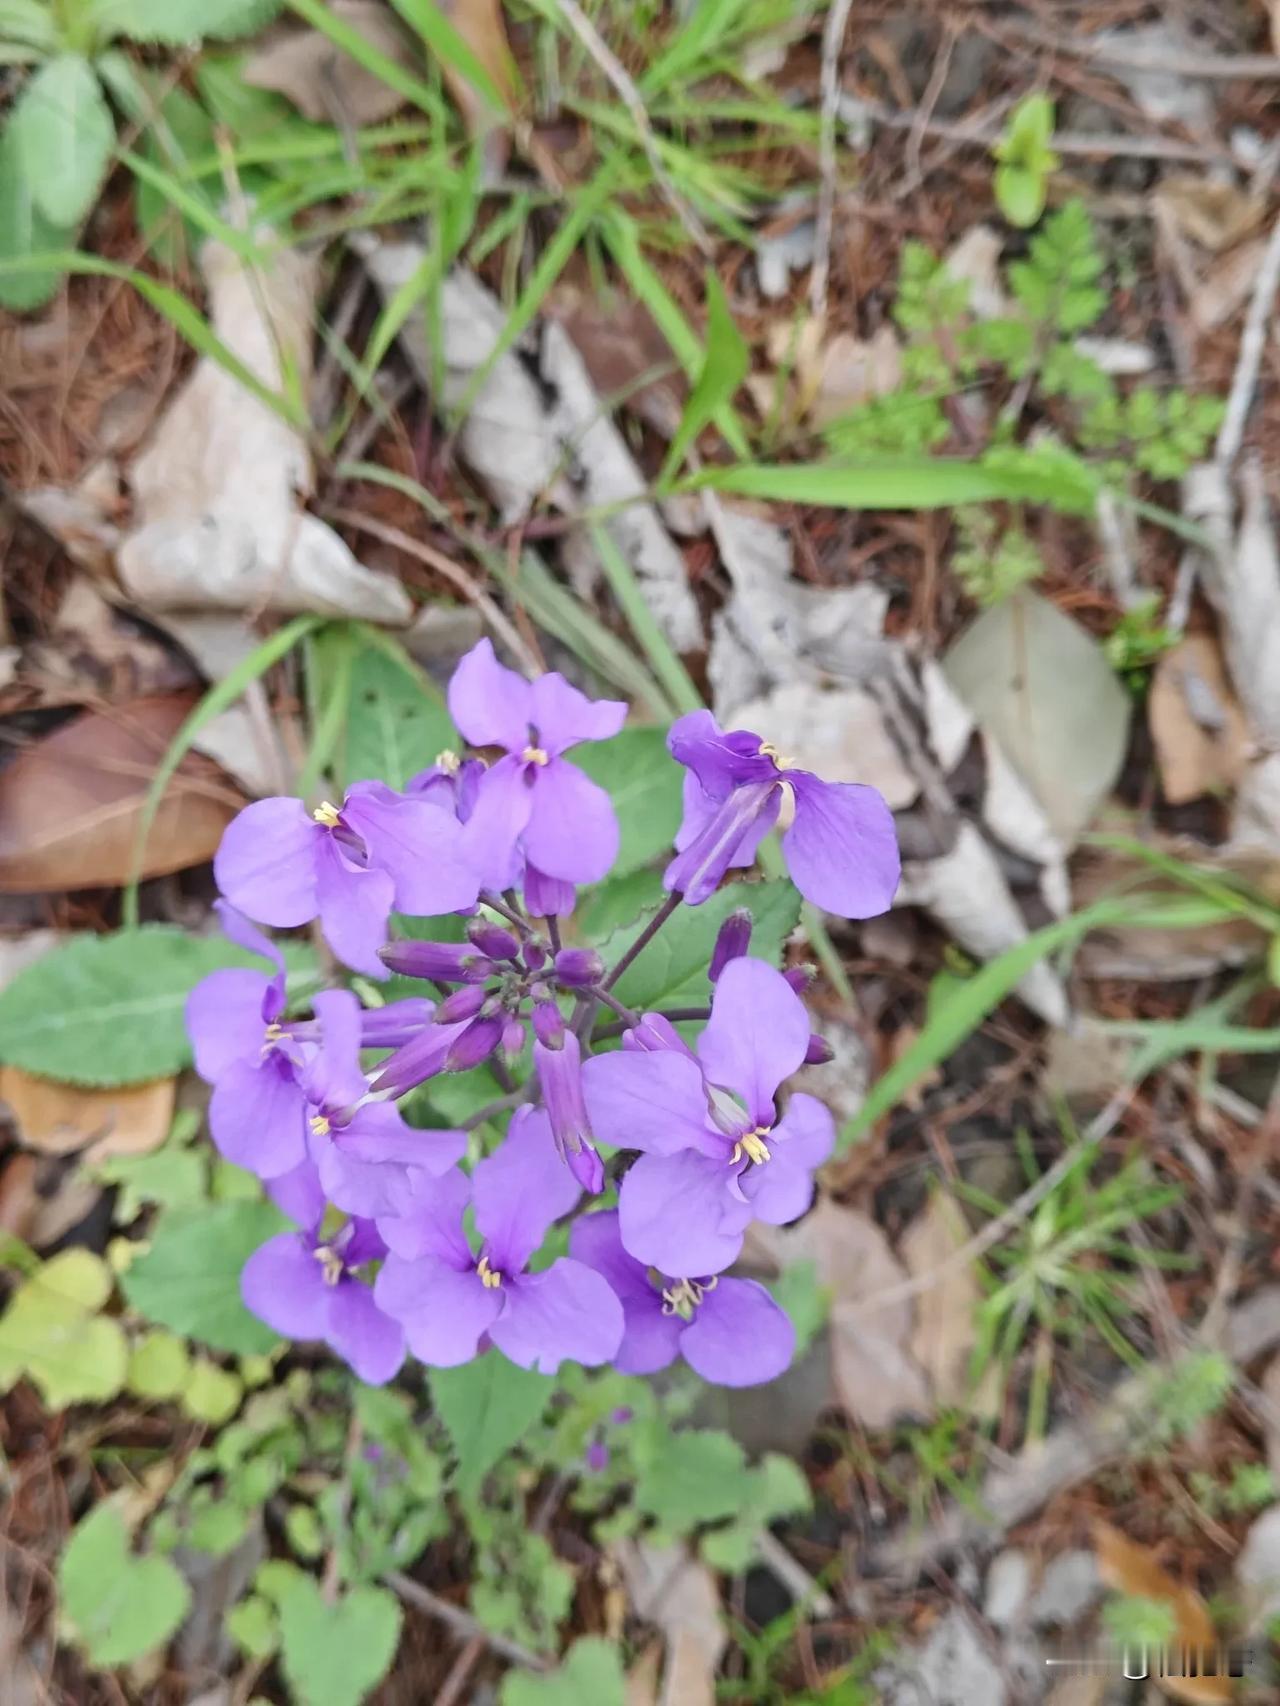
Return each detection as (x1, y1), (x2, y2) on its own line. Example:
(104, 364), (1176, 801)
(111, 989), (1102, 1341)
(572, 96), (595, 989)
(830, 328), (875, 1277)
(0, 120), (73, 310)
(58, 1503), (190, 1667)
(341, 645), (454, 791)
(578, 867), (665, 940)
(10, 54), (113, 227)
(0, 927), (318, 1086)
(0, 1), (57, 51)
(995, 163), (1045, 229)
(227, 1592), (279, 1660)
(500, 1637), (625, 1706)
(123, 1200), (286, 1354)
(635, 1428), (752, 1528)
(277, 1577), (402, 1706)
(88, 0), (284, 44)
(184, 1358), (244, 1424)
(571, 727), (682, 880)
(603, 880), (800, 1012)
(188, 1496), (250, 1555)
(698, 456), (1081, 510)
(662, 271), (749, 479)
(127, 1329), (191, 1400)
(430, 1355), (553, 1498)
(0, 1249), (127, 1406)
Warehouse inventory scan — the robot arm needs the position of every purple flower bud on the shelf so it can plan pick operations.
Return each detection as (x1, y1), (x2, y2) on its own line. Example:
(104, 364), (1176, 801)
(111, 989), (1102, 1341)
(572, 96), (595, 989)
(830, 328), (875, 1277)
(709, 909), (753, 982)
(444, 1015), (503, 1073)
(501, 1016), (526, 1062)
(467, 920), (521, 961)
(522, 938), (547, 972)
(783, 963), (816, 995)
(609, 1406), (633, 1426)
(434, 984), (489, 1024)
(371, 1022), (460, 1097)
(585, 1440), (609, 1473)
(622, 1014), (697, 1059)
(378, 940), (494, 984)
(803, 1033), (834, 1066)
(553, 947), (604, 988)
(358, 999), (436, 1048)
(532, 1001), (566, 1049)
(535, 1032), (603, 1190)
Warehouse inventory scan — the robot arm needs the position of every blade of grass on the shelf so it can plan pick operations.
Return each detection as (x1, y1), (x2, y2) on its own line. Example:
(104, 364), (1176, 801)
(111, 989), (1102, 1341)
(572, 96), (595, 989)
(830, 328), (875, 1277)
(121, 615), (326, 928)
(692, 458), (1094, 511)
(296, 624), (357, 799)
(387, 0), (517, 115)
(285, 0), (445, 115)
(589, 523), (697, 717)
(660, 271), (749, 483)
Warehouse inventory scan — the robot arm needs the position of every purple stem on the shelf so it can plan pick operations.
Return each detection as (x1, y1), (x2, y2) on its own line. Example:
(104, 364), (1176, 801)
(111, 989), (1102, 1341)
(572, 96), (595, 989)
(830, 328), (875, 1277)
(600, 892), (680, 992)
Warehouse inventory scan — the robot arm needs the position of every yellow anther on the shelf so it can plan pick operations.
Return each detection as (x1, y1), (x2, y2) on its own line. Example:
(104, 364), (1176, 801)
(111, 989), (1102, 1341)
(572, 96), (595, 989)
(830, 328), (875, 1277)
(477, 1255), (503, 1289)
(661, 1277), (713, 1319)
(313, 800), (341, 826)
(435, 748), (461, 775)
(521, 745), (550, 767)
(757, 740), (796, 772)
(731, 1129), (772, 1167)
(314, 1246), (344, 1286)
(309, 1113), (331, 1138)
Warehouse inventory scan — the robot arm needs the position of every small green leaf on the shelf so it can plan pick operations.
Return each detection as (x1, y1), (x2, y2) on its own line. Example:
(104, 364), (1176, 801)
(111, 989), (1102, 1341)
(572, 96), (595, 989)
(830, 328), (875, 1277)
(188, 1496), (250, 1556)
(127, 1330), (191, 1400)
(184, 1358), (244, 1424)
(123, 1200), (286, 1354)
(227, 1593), (279, 1659)
(663, 272), (749, 478)
(634, 1429), (752, 1528)
(0, 127), (72, 310)
(58, 1503), (190, 1667)
(430, 1355), (553, 1498)
(284, 1502), (325, 1561)
(0, 1249), (127, 1406)
(602, 880), (800, 1013)
(277, 1577), (402, 1706)
(995, 163), (1045, 229)
(0, 927), (318, 1087)
(571, 727), (682, 880)
(11, 54), (114, 226)
(89, 0), (285, 44)
(341, 646), (454, 791)
(500, 1637), (625, 1706)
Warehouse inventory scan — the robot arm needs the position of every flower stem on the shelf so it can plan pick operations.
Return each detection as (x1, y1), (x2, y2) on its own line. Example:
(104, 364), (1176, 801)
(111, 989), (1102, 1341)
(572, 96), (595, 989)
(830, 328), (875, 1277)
(601, 891), (680, 992)
(587, 986), (639, 1026)
(480, 891), (534, 938)
(593, 1005), (710, 1040)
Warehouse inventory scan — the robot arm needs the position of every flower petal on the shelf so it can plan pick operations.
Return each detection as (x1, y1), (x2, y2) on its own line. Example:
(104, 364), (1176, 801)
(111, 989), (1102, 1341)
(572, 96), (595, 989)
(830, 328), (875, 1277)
(697, 957), (810, 1126)
(447, 637), (531, 751)
(325, 1280), (406, 1385)
(489, 1258), (624, 1372)
(521, 759), (619, 884)
(679, 1278), (795, 1386)
(463, 755), (532, 891)
(241, 1233), (328, 1340)
(266, 1159), (327, 1232)
(782, 773), (900, 918)
(304, 987), (367, 1110)
(209, 1056), (307, 1179)
(214, 797), (319, 927)
(214, 900), (285, 975)
(343, 782), (479, 916)
(618, 1150), (751, 1276)
(529, 672), (627, 754)
(737, 1091), (833, 1224)
(472, 1107), (579, 1274)
(375, 1165), (473, 1264)
(668, 709), (775, 796)
(582, 1048), (718, 1157)
(663, 782), (779, 905)
(314, 835), (395, 979)
(186, 968), (270, 1084)
(374, 1256), (501, 1366)
(569, 1211), (679, 1377)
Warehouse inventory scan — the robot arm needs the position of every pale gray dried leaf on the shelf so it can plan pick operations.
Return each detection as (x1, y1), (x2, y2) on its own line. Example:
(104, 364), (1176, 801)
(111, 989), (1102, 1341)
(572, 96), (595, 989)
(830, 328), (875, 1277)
(942, 590), (1131, 848)
(1073, 337), (1154, 376)
(191, 705), (289, 798)
(756, 221), (815, 299)
(1213, 459), (1280, 745)
(1092, 25), (1215, 130)
(1236, 1506), (1280, 1630)
(615, 1539), (723, 1706)
(875, 1608), (1007, 1706)
(119, 232), (411, 627)
(356, 236), (702, 652)
(944, 224), (1007, 320)
(900, 1193), (981, 1410)
(983, 1550), (1031, 1630)
(245, 1), (417, 125)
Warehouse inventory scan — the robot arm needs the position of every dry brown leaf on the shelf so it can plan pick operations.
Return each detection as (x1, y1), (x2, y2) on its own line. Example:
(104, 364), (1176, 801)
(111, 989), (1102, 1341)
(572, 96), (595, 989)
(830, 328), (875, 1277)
(1148, 635), (1250, 805)
(0, 1152), (102, 1248)
(755, 320), (900, 428)
(614, 1540), (724, 1706)
(625, 1642), (661, 1706)
(0, 696), (241, 892)
(1190, 238), (1267, 333)
(547, 285), (685, 437)
(0, 1067), (174, 1163)
(1155, 176), (1266, 254)
(900, 1192), (981, 1410)
(439, 0), (515, 144)
(1092, 1520), (1230, 1705)
(245, 1), (418, 125)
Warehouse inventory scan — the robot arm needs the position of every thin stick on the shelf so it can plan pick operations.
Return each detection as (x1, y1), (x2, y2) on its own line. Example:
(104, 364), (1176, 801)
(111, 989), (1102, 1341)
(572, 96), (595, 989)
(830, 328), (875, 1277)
(1215, 210), (1280, 468)
(385, 1571), (549, 1669)
(754, 1529), (837, 1619)
(810, 0), (856, 321)
(555, 0), (712, 255)
(998, 18), (1280, 81)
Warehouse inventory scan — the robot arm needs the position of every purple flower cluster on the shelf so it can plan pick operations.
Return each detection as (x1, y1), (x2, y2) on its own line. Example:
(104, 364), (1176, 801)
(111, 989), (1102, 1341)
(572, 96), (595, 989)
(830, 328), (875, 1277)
(186, 640), (900, 1388)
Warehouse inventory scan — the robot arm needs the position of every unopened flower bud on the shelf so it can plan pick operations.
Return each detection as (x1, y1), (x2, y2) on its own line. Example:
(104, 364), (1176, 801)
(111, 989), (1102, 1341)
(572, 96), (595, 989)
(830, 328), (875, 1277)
(378, 940), (494, 984)
(709, 909), (752, 982)
(358, 999), (435, 1048)
(803, 1033), (834, 1066)
(532, 1000), (566, 1049)
(783, 963), (817, 995)
(434, 984), (489, 1024)
(553, 947), (603, 988)
(444, 1015), (503, 1073)
(522, 938), (547, 972)
(501, 1016), (527, 1063)
(525, 864), (574, 918)
(467, 920), (521, 961)
(585, 1440), (609, 1473)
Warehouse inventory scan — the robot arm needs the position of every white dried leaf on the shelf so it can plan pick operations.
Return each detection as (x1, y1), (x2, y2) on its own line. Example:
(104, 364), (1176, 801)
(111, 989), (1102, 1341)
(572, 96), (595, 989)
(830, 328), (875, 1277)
(244, 1), (417, 125)
(944, 224), (1007, 320)
(119, 233), (412, 626)
(1093, 26), (1215, 130)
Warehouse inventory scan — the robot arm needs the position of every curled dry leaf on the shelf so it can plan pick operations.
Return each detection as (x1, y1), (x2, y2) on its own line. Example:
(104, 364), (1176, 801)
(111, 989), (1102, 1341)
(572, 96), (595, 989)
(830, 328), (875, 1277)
(1154, 176), (1265, 255)
(0, 1066), (174, 1163)
(245, 0), (418, 126)
(356, 236), (702, 652)
(20, 458), (124, 576)
(900, 1191), (986, 1411)
(118, 232), (412, 627)
(614, 1540), (724, 1706)
(1147, 634), (1249, 805)
(0, 695), (241, 892)
(1092, 1520), (1230, 1705)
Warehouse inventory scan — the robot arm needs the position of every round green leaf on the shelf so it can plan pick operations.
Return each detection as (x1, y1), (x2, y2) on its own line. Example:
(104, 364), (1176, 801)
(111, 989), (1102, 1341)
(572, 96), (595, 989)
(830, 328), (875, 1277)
(277, 1578), (402, 1706)
(127, 1330), (191, 1400)
(123, 1200), (286, 1354)
(183, 1358), (243, 1424)
(11, 54), (114, 227)
(58, 1503), (190, 1668)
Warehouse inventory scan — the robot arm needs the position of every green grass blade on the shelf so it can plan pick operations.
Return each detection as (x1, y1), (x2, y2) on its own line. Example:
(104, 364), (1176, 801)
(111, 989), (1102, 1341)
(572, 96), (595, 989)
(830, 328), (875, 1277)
(387, 0), (515, 114)
(660, 270), (748, 482)
(285, 0), (444, 115)
(693, 459), (1074, 510)
(589, 524), (697, 717)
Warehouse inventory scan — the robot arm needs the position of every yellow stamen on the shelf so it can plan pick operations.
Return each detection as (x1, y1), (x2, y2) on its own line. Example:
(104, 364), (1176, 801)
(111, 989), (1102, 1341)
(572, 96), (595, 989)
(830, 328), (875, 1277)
(435, 748), (461, 774)
(309, 1113), (331, 1138)
(477, 1255), (503, 1289)
(661, 1276), (716, 1319)
(314, 1246), (344, 1286)
(521, 745), (550, 767)
(731, 1128), (772, 1167)
(313, 800), (341, 826)
(757, 740), (796, 772)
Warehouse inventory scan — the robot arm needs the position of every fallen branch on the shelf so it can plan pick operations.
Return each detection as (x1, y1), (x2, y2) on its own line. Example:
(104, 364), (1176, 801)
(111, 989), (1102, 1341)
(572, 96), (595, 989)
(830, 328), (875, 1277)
(384, 1570), (551, 1671)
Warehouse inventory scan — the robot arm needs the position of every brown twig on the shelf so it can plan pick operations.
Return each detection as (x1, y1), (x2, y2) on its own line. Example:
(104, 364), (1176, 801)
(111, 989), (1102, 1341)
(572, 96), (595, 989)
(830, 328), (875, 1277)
(810, 0), (856, 321)
(384, 1570), (550, 1670)
(997, 18), (1280, 81)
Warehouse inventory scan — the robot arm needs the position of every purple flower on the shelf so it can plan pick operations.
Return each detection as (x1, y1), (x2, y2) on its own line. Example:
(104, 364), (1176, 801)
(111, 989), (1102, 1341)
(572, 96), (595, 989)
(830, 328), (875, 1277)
(186, 902), (289, 1084)
(533, 1028), (604, 1193)
(582, 957), (835, 1275)
(214, 781), (479, 978)
(374, 1109), (623, 1373)
(303, 991), (465, 1218)
(664, 709), (900, 918)
(570, 1210), (794, 1387)
(242, 1160), (405, 1386)
(357, 998), (436, 1049)
(447, 639), (626, 887)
